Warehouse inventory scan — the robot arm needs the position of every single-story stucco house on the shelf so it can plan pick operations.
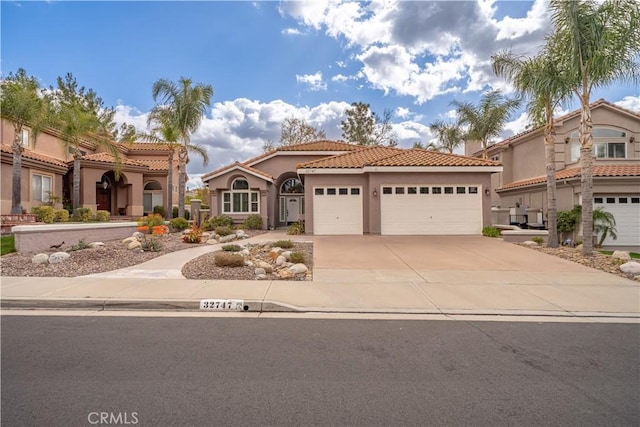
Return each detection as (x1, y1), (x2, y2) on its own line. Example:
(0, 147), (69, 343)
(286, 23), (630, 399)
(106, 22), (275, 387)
(202, 140), (502, 235)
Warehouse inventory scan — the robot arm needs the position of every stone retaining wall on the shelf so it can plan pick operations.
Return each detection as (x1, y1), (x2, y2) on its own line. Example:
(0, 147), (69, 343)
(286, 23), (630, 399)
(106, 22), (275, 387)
(12, 222), (138, 253)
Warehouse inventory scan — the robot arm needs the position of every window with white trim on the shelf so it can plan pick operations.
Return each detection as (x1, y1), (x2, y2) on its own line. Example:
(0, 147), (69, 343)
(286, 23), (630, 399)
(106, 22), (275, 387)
(222, 178), (259, 213)
(21, 129), (30, 147)
(32, 174), (51, 203)
(569, 127), (628, 162)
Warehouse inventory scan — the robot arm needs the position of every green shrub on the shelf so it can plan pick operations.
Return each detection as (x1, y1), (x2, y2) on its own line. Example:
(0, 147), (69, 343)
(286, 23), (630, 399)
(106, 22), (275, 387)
(274, 240), (294, 249)
(141, 235), (163, 252)
(31, 205), (55, 224)
(290, 251), (305, 264)
(153, 205), (166, 217)
(222, 244), (242, 252)
(172, 206), (179, 218)
(138, 213), (165, 228)
(287, 221), (304, 235)
(482, 226), (500, 238)
(531, 236), (544, 245)
(53, 209), (70, 223)
(184, 210), (190, 221)
(95, 210), (110, 222)
(170, 217), (190, 231)
(243, 214), (263, 230)
(214, 252), (245, 267)
(68, 239), (91, 252)
(183, 225), (203, 243)
(208, 214), (234, 228)
(1, 235), (16, 256)
(214, 226), (234, 237)
(72, 208), (93, 222)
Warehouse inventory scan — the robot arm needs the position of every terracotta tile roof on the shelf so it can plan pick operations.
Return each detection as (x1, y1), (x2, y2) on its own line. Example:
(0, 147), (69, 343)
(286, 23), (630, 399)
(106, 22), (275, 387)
(479, 99), (640, 156)
(1, 144), (68, 168)
(297, 146), (402, 168)
(136, 159), (169, 171)
(201, 161), (274, 181)
(499, 164), (640, 190)
(80, 152), (148, 167)
(370, 149), (501, 167)
(128, 143), (173, 152)
(244, 140), (359, 166)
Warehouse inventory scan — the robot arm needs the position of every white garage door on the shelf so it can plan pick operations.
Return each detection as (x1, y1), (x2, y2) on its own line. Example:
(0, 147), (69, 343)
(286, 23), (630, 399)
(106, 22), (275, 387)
(594, 195), (640, 247)
(381, 185), (482, 235)
(313, 187), (363, 235)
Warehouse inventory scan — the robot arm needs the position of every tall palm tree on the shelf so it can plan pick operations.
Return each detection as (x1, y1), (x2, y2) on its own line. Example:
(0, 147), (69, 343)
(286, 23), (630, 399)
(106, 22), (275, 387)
(428, 119), (466, 153)
(492, 50), (571, 248)
(451, 90), (521, 159)
(547, 0), (640, 255)
(141, 109), (209, 218)
(150, 78), (213, 218)
(52, 73), (123, 211)
(0, 69), (56, 214)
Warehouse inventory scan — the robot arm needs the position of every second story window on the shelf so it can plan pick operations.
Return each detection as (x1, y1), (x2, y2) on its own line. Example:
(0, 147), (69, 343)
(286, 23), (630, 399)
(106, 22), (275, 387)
(569, 127), (628, 162)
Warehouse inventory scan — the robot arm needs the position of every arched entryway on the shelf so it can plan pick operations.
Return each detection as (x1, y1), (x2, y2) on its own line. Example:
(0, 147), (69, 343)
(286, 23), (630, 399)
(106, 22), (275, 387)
(96, 173), (114, 213)
(279, 177), (304, 224)
(143, 180), (163, 215)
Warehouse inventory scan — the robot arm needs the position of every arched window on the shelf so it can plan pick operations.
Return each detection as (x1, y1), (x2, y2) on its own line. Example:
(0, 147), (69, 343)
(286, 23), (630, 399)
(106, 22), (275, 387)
(280, 178), (304, 194)
(143, 180), (163, 213)
(223, 178), (259, 213)
(569, 127), (628, 162)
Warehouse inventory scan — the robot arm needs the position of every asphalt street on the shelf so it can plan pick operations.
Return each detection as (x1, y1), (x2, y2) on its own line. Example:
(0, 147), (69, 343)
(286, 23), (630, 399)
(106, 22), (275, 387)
(2, 316), (638, 426)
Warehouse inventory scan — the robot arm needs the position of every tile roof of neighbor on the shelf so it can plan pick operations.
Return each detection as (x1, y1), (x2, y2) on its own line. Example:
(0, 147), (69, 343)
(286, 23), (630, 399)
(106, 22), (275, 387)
(297, 146), (500, 169)
(80, 152), (149, 167)
(128, 143), (173, 152)
(201, 161), (274, 181)
(243, 140), (360, 166)
(136, 159), (169, 171)
(499, 164), (640, 190)
(1, 144), (68, 168)
(478, 99), (640, 156)
(297, 146), (403, 168)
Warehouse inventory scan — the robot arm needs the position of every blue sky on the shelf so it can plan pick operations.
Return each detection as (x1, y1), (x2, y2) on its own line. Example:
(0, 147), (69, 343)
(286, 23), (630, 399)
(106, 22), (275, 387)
(2, 0), (638, 187)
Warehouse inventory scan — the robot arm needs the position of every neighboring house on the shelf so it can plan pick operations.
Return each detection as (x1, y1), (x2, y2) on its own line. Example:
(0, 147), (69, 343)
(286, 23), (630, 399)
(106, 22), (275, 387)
(202, 140), (501, 235)
(0, 118), (179, 217)
(467, 99), (640, 250)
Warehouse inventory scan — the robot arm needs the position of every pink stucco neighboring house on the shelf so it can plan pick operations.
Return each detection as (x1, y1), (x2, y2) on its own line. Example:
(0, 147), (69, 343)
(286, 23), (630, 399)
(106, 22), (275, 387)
(202, 140), (502, 235)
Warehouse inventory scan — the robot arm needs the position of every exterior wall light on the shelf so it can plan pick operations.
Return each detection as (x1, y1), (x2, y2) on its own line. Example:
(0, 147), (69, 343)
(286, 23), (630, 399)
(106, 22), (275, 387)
(373, 189), (378, 197)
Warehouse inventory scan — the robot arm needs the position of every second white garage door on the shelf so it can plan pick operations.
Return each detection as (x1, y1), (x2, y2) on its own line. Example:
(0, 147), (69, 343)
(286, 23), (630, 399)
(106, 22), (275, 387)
(313, 186), (363, 235)
(594, 194), (640, 247)
(381, 185), (482, 235)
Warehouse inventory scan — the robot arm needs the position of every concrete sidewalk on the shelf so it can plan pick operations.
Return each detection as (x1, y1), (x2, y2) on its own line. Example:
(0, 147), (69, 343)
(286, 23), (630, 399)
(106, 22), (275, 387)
(1, 232), (639, 318)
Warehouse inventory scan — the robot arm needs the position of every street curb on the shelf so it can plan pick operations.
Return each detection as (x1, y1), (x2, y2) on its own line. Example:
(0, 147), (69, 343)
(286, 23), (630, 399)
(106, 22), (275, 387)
(1, 298), (639, 319)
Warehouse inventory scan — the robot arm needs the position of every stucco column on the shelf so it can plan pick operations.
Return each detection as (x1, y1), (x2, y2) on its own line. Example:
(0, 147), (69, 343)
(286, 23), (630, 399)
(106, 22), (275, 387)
(260, 190), (268, 230)
(210, 190), (219, 216)
(190, 199), (202, 226)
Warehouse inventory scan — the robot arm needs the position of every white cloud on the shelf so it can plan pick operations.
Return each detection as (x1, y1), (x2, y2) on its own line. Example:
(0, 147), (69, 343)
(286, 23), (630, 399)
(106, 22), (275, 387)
(395, 107), (410, 119)
(295, 71), (327, 91)
(282, 27), (302, 36)
(331, 74), (350, 83)
(336, 61), (347, 68)
(615, 95), (640, 112)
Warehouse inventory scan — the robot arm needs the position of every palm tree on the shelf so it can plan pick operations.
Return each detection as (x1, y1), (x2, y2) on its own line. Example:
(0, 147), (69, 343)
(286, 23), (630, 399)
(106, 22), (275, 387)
(0, 69), (56, 214)
(492, 50), (571, 248)
(547, 0), (640, 255)
(593, 207), (617, 248)
(428, 119), (466, 153)
(150, 78), (213, 218)
(451, 90), (521, 159)
(52, 73), (123, 211)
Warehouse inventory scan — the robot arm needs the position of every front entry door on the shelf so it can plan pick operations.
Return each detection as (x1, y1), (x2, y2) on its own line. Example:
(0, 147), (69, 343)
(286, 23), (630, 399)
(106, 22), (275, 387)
(286, 197), (300, 223)
(97, 189), (111, 212)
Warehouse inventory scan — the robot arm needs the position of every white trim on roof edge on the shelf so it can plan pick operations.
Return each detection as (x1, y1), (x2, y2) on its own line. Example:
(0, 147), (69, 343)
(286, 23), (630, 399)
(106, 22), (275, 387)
(203, 165), (274, 183)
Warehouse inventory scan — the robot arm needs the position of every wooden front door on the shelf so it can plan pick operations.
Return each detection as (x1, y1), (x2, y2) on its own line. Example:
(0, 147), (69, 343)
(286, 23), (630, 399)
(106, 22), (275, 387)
(97, 189), (111, 212)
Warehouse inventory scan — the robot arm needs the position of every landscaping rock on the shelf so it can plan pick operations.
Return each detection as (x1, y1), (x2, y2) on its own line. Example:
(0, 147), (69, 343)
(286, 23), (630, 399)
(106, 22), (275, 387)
(281, 251), (291, 260)
(245, 261), (254, 267)
(133, 232), (145, 240)
(254, 267), (266, 276)
(122, 236), (137, 244)
(257, 261), (273, 273)
(275, 255), (286, 266)
(256, 274), (268, 280)
(270, 247), (283, 256)
(522, 240), (538, 246)
(49, 252), (70, 264)
(575, 244), (583, 252)
(620, 261), (640, 275)
(240, 249), (250, 256)
(202, 232), (211, 240)
(277, 269), (294, 279)
(289, 263), (308, 274)
(219, 234), (236, 243)
(612, 251), (631, 261)
(236, 230), (247, 239)
(128, 240), (142, 250)
(32, 253), (49, 265)
(206, 239), (218, 245)
(89, 242), (105, 248)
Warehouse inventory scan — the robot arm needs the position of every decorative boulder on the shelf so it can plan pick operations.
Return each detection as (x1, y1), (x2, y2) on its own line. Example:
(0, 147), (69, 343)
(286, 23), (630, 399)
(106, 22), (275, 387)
(620, 262), (640, 275)
(256, 274), (268, 280)
(128, 240), (142, 250)
(89, 242), (105, 248)
(289, 263), (308, 274)
(270, 247), (283, 256)
(32, 253), (49, 265)
(281, 251), (292, 260)
(254, 267), (266, 276)
(236, 230), (247, 239)
(278, 269), (294, 279)
(612, 251), (631, 261)
(219, 234), (236, 243)
(275, 255), (286, 266)
(206, 239), (218, 245)
(132, 232), (145, 240)
(245, 261), (254, 267)
(522, 241), (538, 246)
(240, 249), (250, 256)
(257, 261), (273, 273)
(49, 252), (70, 264)
(122, 236), (137, 244)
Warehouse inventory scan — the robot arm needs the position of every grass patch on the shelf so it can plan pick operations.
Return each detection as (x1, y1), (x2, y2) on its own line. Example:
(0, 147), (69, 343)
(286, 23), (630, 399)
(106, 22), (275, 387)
(598, 250), (640, 259)
(1, 235), (16, 255)
(273, 240), (294, 249)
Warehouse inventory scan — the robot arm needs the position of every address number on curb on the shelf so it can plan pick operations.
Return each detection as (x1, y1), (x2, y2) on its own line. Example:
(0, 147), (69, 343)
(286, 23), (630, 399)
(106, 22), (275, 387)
(200, 299), (245, 311)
